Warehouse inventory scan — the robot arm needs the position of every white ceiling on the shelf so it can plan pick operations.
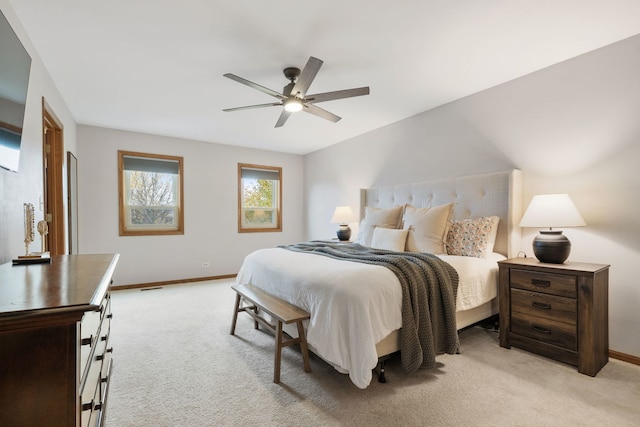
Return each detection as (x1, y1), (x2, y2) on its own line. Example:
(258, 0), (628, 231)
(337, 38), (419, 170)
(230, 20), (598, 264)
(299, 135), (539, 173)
(8, 1), (640, 155)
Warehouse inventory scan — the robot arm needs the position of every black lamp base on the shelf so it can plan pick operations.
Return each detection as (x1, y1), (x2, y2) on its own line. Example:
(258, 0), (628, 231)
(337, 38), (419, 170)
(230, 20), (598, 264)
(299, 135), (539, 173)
(336, 225), (351, 241)
(532, 230), (571, 264)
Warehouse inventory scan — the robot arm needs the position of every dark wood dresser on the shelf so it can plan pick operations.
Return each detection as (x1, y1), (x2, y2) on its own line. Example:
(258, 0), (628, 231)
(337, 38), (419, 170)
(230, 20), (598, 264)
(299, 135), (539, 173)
(498, 257), (609, 376)
(0, 254), (119, 427)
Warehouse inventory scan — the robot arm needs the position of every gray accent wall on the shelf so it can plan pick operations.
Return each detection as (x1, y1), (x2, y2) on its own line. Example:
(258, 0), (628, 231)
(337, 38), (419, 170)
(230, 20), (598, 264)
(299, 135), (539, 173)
(304, 34), (640, 359)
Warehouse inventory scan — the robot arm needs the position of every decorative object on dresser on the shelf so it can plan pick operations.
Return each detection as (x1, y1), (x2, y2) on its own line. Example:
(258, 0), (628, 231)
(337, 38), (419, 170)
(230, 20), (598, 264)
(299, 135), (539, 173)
(519, 194), (586, 263)
(0, 254), (119, 426)
(331, 205), (356, 241)
(498, 257), (609, 376)
(13, 203), (51, 265)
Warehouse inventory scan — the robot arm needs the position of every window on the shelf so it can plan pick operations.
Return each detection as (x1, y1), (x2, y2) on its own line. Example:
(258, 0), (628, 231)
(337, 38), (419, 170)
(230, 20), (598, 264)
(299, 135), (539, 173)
(238, 163), (282, 232)
(118, 150), (184, 236)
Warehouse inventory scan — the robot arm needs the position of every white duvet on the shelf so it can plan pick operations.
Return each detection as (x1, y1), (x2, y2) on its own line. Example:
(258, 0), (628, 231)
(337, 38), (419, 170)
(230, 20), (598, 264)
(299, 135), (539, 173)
(235, 247), (503, 389)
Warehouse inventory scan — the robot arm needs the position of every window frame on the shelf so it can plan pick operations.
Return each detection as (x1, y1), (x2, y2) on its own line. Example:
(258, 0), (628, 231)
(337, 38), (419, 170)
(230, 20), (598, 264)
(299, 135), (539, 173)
(238, 163), (282, 233)
(118, 150), (184, 236)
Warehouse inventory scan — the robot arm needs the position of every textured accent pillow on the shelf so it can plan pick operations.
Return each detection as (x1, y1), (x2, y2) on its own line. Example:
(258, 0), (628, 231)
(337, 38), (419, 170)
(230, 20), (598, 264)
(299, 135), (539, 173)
(402, 203), (453, 254)
(446, 216), (500, 258)
(370, 227), (408, 252)
(355, 206), (404, 247)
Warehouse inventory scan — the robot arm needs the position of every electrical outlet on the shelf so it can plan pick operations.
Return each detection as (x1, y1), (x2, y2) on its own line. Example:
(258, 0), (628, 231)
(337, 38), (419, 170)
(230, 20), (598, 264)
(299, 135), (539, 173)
(202, 262), (210, 268)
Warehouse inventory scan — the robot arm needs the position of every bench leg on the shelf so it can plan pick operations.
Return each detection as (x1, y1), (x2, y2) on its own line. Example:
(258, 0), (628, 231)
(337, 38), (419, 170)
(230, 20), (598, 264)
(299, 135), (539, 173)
(274, 320), (283, 383)
(253, 306), (259, 330)
(297, 321), (312, 373)
(230, 292), (241, 335)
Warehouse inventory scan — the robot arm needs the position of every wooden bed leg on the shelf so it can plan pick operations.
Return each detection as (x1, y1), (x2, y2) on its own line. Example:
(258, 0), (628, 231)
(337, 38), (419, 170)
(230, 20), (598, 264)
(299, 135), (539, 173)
(378, 359), (387, 383)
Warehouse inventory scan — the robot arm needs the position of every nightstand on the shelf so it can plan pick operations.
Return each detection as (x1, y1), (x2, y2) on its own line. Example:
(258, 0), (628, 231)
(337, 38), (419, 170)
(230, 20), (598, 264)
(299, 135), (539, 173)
(498, 257), (609, 376)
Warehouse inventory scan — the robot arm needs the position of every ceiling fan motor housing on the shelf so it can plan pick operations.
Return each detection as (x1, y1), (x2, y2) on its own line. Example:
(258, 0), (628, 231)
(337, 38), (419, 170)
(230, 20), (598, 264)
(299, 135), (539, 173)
(283, 67), (300, 97)
(283, 67), (301, 82)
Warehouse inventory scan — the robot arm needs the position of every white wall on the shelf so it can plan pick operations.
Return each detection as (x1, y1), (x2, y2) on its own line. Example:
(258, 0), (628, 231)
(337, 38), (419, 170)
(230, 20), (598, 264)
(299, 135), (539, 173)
(0, 2), (77, 263)
(77, 125), (304, 286)
(304, 34), (640, 358)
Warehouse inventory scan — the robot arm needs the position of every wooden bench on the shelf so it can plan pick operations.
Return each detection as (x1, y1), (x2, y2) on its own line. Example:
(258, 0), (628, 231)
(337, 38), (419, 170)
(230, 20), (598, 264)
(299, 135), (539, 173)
(230, 284), (312, 383)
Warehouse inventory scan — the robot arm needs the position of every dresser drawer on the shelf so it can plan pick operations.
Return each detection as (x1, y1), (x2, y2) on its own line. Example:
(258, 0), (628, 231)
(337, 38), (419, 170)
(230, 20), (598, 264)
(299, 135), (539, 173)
(80, 308), (102, 377)
(100, 296), (113, 390)
(80, 293), (109, 377)
(511, 312), (577, 350)
(80, 346), (103, 427)
(511, 269), (576, 298)
(511, 288), (577, 324)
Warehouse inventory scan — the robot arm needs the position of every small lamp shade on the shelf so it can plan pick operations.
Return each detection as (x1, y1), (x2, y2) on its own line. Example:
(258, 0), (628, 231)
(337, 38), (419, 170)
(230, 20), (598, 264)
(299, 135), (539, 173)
(520, 194), (586, 263)
(331, 206), (356, 241)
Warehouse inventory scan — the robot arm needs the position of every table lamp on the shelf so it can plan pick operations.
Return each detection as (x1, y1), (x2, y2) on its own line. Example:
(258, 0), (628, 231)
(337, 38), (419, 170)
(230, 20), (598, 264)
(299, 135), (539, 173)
(331, 206), (356, 241)
(519, 194), (586, 263)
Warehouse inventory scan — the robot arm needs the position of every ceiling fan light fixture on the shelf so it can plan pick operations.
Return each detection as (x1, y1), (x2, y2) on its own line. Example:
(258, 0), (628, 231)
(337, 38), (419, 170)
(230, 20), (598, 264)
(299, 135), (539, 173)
(284, 98), (303, 113)
(223, 56), (370, 127)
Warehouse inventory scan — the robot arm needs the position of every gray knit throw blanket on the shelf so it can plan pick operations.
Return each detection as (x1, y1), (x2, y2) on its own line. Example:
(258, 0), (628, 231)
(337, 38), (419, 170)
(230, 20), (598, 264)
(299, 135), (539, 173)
(279, 242), (460, 374)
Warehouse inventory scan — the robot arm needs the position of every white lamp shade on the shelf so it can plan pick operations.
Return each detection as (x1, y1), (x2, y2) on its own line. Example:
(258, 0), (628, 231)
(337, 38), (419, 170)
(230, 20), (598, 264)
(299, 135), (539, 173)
(519, 194), (586, 228)
(331, 206), (356, 224)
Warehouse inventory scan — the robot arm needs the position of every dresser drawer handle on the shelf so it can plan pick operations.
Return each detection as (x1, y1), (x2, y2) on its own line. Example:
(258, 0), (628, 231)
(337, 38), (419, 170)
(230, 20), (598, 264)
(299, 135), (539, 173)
(106, 313), (113, 319)
(81, 335), (93, 346)
(531, 279), (550, 287)
(82, 400), (93, 412)
(532, 301), (551, 310)
(532, 325), (551, 334)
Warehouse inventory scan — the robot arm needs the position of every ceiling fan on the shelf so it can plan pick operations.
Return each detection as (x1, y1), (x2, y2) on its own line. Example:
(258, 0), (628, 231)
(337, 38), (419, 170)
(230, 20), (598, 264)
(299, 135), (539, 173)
(223, 56), (370, 128)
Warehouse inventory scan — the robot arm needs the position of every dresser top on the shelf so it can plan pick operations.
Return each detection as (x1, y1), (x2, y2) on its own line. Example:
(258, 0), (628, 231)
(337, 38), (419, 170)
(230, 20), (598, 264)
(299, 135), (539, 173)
(0, 254), (119, 319)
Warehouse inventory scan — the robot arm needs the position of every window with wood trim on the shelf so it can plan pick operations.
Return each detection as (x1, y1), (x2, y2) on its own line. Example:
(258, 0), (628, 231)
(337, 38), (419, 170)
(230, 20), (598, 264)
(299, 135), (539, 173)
(238, 163), (282, 232)
(118, 150), (184, 236)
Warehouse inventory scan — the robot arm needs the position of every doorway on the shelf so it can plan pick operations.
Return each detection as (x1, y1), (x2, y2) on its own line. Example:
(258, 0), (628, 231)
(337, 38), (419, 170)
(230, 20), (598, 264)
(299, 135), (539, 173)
(42, 99), (65, 255)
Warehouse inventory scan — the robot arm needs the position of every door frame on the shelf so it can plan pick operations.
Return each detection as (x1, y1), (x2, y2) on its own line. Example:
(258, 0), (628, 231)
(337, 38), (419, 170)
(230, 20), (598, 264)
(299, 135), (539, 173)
(42, 98), (65, 255)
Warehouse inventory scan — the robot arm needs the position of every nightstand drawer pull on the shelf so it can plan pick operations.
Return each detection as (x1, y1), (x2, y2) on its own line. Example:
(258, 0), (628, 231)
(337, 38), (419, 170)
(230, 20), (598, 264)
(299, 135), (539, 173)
(531, 279), (550, 287)
(532, 301), (551, 310)
(532, 325), (551, 334)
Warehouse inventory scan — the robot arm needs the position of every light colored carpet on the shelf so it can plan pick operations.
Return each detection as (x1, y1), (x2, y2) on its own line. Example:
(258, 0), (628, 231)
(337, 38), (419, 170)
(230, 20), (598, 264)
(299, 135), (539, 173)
(106, 279), (640, 427)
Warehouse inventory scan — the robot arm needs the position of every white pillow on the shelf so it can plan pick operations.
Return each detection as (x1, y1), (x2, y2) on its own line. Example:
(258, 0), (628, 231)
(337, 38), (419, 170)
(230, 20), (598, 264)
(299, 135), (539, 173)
(446, 216), (500, 258)
(402, 203), (453, 254)
(355, 206), (404, 247)
(370, 227), (408, 252)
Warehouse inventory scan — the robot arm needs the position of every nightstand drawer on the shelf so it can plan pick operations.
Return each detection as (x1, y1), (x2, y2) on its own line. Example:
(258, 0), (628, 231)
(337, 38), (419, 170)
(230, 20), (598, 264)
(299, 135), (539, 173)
(511, 288), (577, 324)
(511, 313), (577, 350)
(511, 269), (576, 298)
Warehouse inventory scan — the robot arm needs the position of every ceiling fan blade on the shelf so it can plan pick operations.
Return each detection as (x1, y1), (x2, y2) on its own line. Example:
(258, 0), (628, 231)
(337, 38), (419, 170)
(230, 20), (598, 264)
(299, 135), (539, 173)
(303, 104), (342, 123)
(305, 86), (370, 103)
(223, 73), (285, 100)
(223, 102), (281, 112)
(275, 110), (292, 128)
(291, 56), (323, 98)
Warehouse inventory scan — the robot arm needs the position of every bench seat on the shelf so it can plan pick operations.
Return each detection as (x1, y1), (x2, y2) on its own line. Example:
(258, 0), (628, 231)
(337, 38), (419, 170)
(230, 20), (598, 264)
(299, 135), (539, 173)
(230, 284), (312, 383)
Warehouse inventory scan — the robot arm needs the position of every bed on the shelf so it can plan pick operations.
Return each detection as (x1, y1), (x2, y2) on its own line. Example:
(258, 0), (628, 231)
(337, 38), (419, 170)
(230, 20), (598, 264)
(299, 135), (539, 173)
(236, 170), (523, 388)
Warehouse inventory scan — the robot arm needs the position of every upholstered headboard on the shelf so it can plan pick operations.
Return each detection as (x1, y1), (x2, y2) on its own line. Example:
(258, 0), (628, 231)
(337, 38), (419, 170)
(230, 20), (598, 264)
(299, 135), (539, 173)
(360, 170), (523, 257)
